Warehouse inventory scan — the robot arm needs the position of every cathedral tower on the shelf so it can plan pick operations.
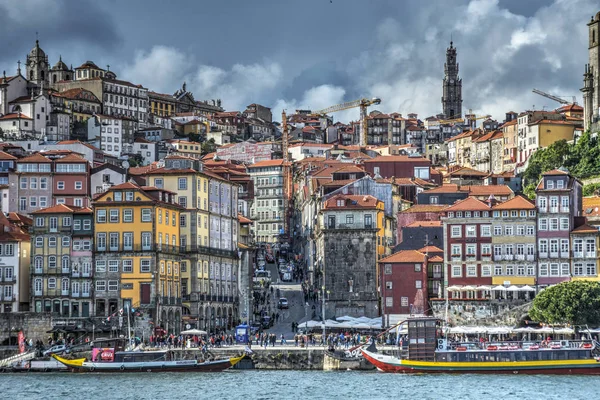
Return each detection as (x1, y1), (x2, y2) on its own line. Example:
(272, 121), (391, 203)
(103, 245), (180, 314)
(441, 41), (462, 119)
(25, 40), (49, 86)
(582, 12), (600, 133)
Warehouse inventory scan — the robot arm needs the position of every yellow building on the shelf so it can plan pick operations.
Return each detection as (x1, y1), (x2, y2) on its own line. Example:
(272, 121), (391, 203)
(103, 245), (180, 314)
(535, 119), (580, 148)
(149, 91), (176, 117)
(167, 140), (204, 159)
(54, 88), (102, 123)
(93, 182), (183, 333)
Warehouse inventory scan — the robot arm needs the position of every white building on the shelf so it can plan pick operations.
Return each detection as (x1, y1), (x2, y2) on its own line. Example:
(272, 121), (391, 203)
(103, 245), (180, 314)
(90, 163), (126, 195)
(0, 214), (31, 313)
(132, 137), (157, 166)
(96, 114), (136, 157)
(288, 143), (332, 161)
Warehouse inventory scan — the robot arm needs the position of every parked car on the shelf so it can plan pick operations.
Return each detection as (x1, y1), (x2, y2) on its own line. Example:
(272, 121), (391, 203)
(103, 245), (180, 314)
(261, 316), (272, 329)
(282, 272), (292, 282)
(43, 344), (68, 357)
(250, 322), (262, 334)
(278, 298), (289, 309)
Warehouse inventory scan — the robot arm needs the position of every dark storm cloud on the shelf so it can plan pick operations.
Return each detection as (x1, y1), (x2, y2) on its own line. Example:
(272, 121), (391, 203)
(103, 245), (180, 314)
(0, 0), (120, 73)
(0, 0), (597, 121)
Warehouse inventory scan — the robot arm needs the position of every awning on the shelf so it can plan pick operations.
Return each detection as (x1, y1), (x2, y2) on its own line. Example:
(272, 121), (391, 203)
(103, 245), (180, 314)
(506, 285), (521, 291)
(476, 285), (491, 291)
(520, 285), (536, 292)
(461, 285), (476, 291)
(491, 285), (507, 291)
(446, 286), (461, 292)
(180, 329), (207, 335)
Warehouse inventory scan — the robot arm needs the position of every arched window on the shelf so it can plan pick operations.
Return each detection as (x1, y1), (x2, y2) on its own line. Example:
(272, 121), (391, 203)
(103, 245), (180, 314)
(30, 70), (34, 80)
(34, 256), (43, 270)
(53, 74), (57, 83)
(62, 278), (69, 292)
(62, 256), (70, 270)
(48, 256), (57, 268)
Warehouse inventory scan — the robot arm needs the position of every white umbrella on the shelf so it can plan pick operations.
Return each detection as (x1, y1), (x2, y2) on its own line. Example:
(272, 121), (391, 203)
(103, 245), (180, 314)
(506, 285), (521, 291)
(337, 315), (355, 321)
(491, 285), (507, 291)
(535, 327), (555, 334)
(520, 285), (536, 292)
(554, 327), (574, 335)
(512, 327), (535, 332)
(180, 329), (207, 335)
(446, 285), (462, 292)
(476, 285), (491, 291)
(461, 285), (476, 291)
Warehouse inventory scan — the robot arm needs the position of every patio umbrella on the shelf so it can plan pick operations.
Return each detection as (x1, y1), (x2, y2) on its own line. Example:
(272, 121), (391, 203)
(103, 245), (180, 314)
(461, 285), (476, 291)
(520, 285), (536, 292)
(506, 285), (521, 291)
(476, 285), (491, 291)
(446, 286), (461, 292)
(491, 285), (507, 291)
(554, 327), (574, 335)
(180, 329), (208, 335)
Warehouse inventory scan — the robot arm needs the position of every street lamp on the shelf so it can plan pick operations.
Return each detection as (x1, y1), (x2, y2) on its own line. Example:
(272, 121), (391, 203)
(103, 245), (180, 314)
(321, 285), (326, 341)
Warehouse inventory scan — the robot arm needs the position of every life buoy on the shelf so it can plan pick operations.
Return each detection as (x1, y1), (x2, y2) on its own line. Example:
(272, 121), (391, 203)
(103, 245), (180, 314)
(456, 347), (467, 351)
(120, 365), (125, 371)
(487, 346), (498, 351)
(583, 343), (593, 349)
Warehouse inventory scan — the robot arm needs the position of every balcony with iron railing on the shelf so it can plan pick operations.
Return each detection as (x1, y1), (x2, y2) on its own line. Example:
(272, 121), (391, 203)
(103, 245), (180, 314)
(324, 222), (376, 231)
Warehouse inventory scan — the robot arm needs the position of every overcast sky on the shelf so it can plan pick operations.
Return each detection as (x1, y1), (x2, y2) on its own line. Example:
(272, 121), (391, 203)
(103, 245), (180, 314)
(0, 0), (597, 123)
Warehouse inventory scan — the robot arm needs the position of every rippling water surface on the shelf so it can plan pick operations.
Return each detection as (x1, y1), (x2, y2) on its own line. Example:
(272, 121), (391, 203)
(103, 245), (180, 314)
(2, 371), (596, 399)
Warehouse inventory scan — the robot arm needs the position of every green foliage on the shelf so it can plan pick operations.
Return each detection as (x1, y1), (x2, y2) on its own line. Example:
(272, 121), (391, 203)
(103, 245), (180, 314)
(529, 281), (600, 326)
(522, 131), (600, 197)
(201, 138), (217, 155)
(583, 183), (600, 197)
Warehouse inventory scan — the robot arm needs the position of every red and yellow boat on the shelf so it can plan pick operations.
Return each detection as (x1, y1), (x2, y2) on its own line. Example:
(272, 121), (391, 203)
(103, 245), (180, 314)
(362, 317), (600, 374)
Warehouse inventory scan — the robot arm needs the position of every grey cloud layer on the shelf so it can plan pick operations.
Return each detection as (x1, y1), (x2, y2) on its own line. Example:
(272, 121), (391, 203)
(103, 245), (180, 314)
(0, 0), (595, 122)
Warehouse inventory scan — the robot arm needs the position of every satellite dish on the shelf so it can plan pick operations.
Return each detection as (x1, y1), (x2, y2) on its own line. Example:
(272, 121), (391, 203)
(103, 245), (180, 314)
(122, 160), (130, 169)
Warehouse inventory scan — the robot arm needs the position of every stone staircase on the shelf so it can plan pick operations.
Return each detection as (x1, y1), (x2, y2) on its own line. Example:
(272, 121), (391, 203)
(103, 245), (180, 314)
(0, 350), (35, 368)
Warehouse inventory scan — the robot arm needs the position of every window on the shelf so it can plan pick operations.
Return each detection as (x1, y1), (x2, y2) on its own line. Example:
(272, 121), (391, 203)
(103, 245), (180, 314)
(516, 226), (525, 236)
(527, 265), (535, 276)
(560, 218), (569, 231)
(451, 226), (461, 238)
(95, 260), (106, 272)
(179, 196), (187, 208)
(466, 265), (477, 277)
(586, 263), (597, 276)
(451, 265), (461, 277)
(109, 232), (119, 251)
(414, 263), (422, 272)
(493, 226), (502, 236)
(35, 237), (43, 247)
(97, 210), (107, 223)
(48, 278), (56, 289)
(539, 263), (548, 276)
(61, 236), (70, 247)
(123, 259), (133, 273)
(48, 256), (57, 269)
(35, 217), (44, 227)
(140, 259), (151, 273)
(384, 264), (392, 274)
(538, 218), (548, 231)
(97, 233), (106, 251)
(451, 244), (461, 257)
(481, 244), (491, 255)
(108, 260), (119, 272)
(550, 263), (560, 276)
(180, 214), (187, 228)
(109, 209), (119, 223)
(108, 280), (119, 291)
(466, 244), (476, 256)
(123, 232), (133, 251)
(57, 181), (65, 190)
(539, 239), (548, 255)
(401, 297), (409, 307)
(465, 225), (476, 238)
(415, 280), (422, 289)
(494, 265), (503, 275)
(141, 209), (151, 222)
(48, 237), (56, 247)
(123, 209), (133, 223)
(481, 225), (491, 237)
(526, 225), (535, 236)
(178, 178), (187, 190)
(506, 265), (514, 275)
(75, 181), (83, 190)
(481, 265), (492, 276)
(561, 239), (569, 255)
(504, 226), (513, 236)
(561, 263), (570, 276)
(574, 262), (584, 276)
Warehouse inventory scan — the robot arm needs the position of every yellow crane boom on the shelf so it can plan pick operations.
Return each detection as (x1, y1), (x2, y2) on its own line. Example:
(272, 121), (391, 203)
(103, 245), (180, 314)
(308, 97), (381, 146)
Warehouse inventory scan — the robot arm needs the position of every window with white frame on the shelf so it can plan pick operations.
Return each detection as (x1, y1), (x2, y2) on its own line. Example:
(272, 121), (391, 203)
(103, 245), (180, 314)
(561, 239), (569, 255)
(108, 260), (119, 272)
(586, 263), (597, 276)
(451, 244), (461, 256)
(466, 265), (477, 277)
(538, 218), (548, 231)
(481, 244), (491, 255)
(494, 226), (502, 236)
(550, 263), (559, 276)
(466, 225), (476, 237)
(108, 280), (119, 291)
(504, 226), (513, 236)
(140, 259), (151, 273)
(527, 265), (535, 276)
(123, 259), (133, 273)
(539, 263), (548, 276)
(481, 225), (491, 237)
(494, 265), (503, 275)
(574, 262), (584, 276)
(560, 218), (569, 231)
(517, 265), (525, 275)
(561, 263), (570, 276)
(481, 265), (491, 276)
(451, 226), (461, 238)
(506, 265), (514, 275)
(123, 209), (133, 223)
(526, 225), (535, 236)
(516, 226), (525, 236)
(451, 265), (461, 277)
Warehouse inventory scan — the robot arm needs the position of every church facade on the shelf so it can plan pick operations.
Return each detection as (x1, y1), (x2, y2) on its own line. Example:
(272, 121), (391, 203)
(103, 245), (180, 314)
(441, 41), (462, 120)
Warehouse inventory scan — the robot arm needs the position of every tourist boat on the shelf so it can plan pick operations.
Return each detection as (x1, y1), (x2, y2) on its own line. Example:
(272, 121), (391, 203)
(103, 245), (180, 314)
(323, 343), (375, 371)
(51, 337), (243, 372)
(361, 317), (600, 374)
(52, 351), (243, 373)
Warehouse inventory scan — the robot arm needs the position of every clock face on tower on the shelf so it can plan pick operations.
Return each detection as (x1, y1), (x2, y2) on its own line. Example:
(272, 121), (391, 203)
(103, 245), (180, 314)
(450, 79), (454, 84)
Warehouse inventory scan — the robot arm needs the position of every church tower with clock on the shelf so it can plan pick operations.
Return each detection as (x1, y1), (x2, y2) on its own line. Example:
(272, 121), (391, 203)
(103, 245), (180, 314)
(441, 41), (462, 119)
(26, 40), (49, 86)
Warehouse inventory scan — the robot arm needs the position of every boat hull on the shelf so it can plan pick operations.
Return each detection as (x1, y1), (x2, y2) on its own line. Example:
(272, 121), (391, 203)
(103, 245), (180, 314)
(52, 354), (244, 373)
(361, 349), (600, 375)
(323, 351), (375, 371)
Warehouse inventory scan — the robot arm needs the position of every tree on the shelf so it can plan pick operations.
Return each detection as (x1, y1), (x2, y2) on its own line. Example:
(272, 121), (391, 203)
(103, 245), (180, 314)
(583, 183), (600, 197)
(201, 138), (216, 155)
(522, 139), (571, 188)
(529, 281), (600, 326)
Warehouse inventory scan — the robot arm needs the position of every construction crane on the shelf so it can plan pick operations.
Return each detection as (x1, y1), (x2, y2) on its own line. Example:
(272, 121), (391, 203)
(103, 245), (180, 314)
(438, 118), (464, 124)
(308, 97), (381, 146)
(532, 88), (577, 105)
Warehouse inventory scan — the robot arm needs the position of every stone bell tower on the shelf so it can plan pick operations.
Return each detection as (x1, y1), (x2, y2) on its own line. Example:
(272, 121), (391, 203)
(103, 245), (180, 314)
(25, 40), (49, 86)
(582, 12), (600, 133)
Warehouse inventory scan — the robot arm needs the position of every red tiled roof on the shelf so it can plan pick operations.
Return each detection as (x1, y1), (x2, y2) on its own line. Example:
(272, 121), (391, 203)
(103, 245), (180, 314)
(418, 245), (443, 254)
(542, 169), (568, 176)
(0, 151), (17, 160)
(0, 112), (32, 120)
(363, 155), (429, 163)
(32, 204), (91, 214)
(401, 205), (447, 213)
(238, 214), (252, 224)
(247, 159), (286, 168)
(54, 153), (87, 163)
(492, 195), (535, 210)
(323, 194), (380, 210)
(571, 223), (598, 234)
(18, 153), (51, 163)
(405, 220), (442, 227)
(429, 255), (444, 262)
(445, 197), (490, 212)
(379, 249), (426, 264)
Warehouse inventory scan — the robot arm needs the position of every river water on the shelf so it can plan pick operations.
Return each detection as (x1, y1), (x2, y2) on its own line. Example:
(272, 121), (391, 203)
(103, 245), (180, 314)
(1, 371), (596, 399)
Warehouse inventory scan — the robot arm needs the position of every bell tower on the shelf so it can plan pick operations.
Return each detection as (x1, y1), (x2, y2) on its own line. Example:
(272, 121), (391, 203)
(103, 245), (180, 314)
(25, 40), (49, 86)
(441, 41), (462, 120)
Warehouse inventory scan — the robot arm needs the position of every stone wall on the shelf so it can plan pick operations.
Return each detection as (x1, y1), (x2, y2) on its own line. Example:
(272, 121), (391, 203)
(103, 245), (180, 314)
(0, 313), (54, 344)
(431, 300), (531, 326)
